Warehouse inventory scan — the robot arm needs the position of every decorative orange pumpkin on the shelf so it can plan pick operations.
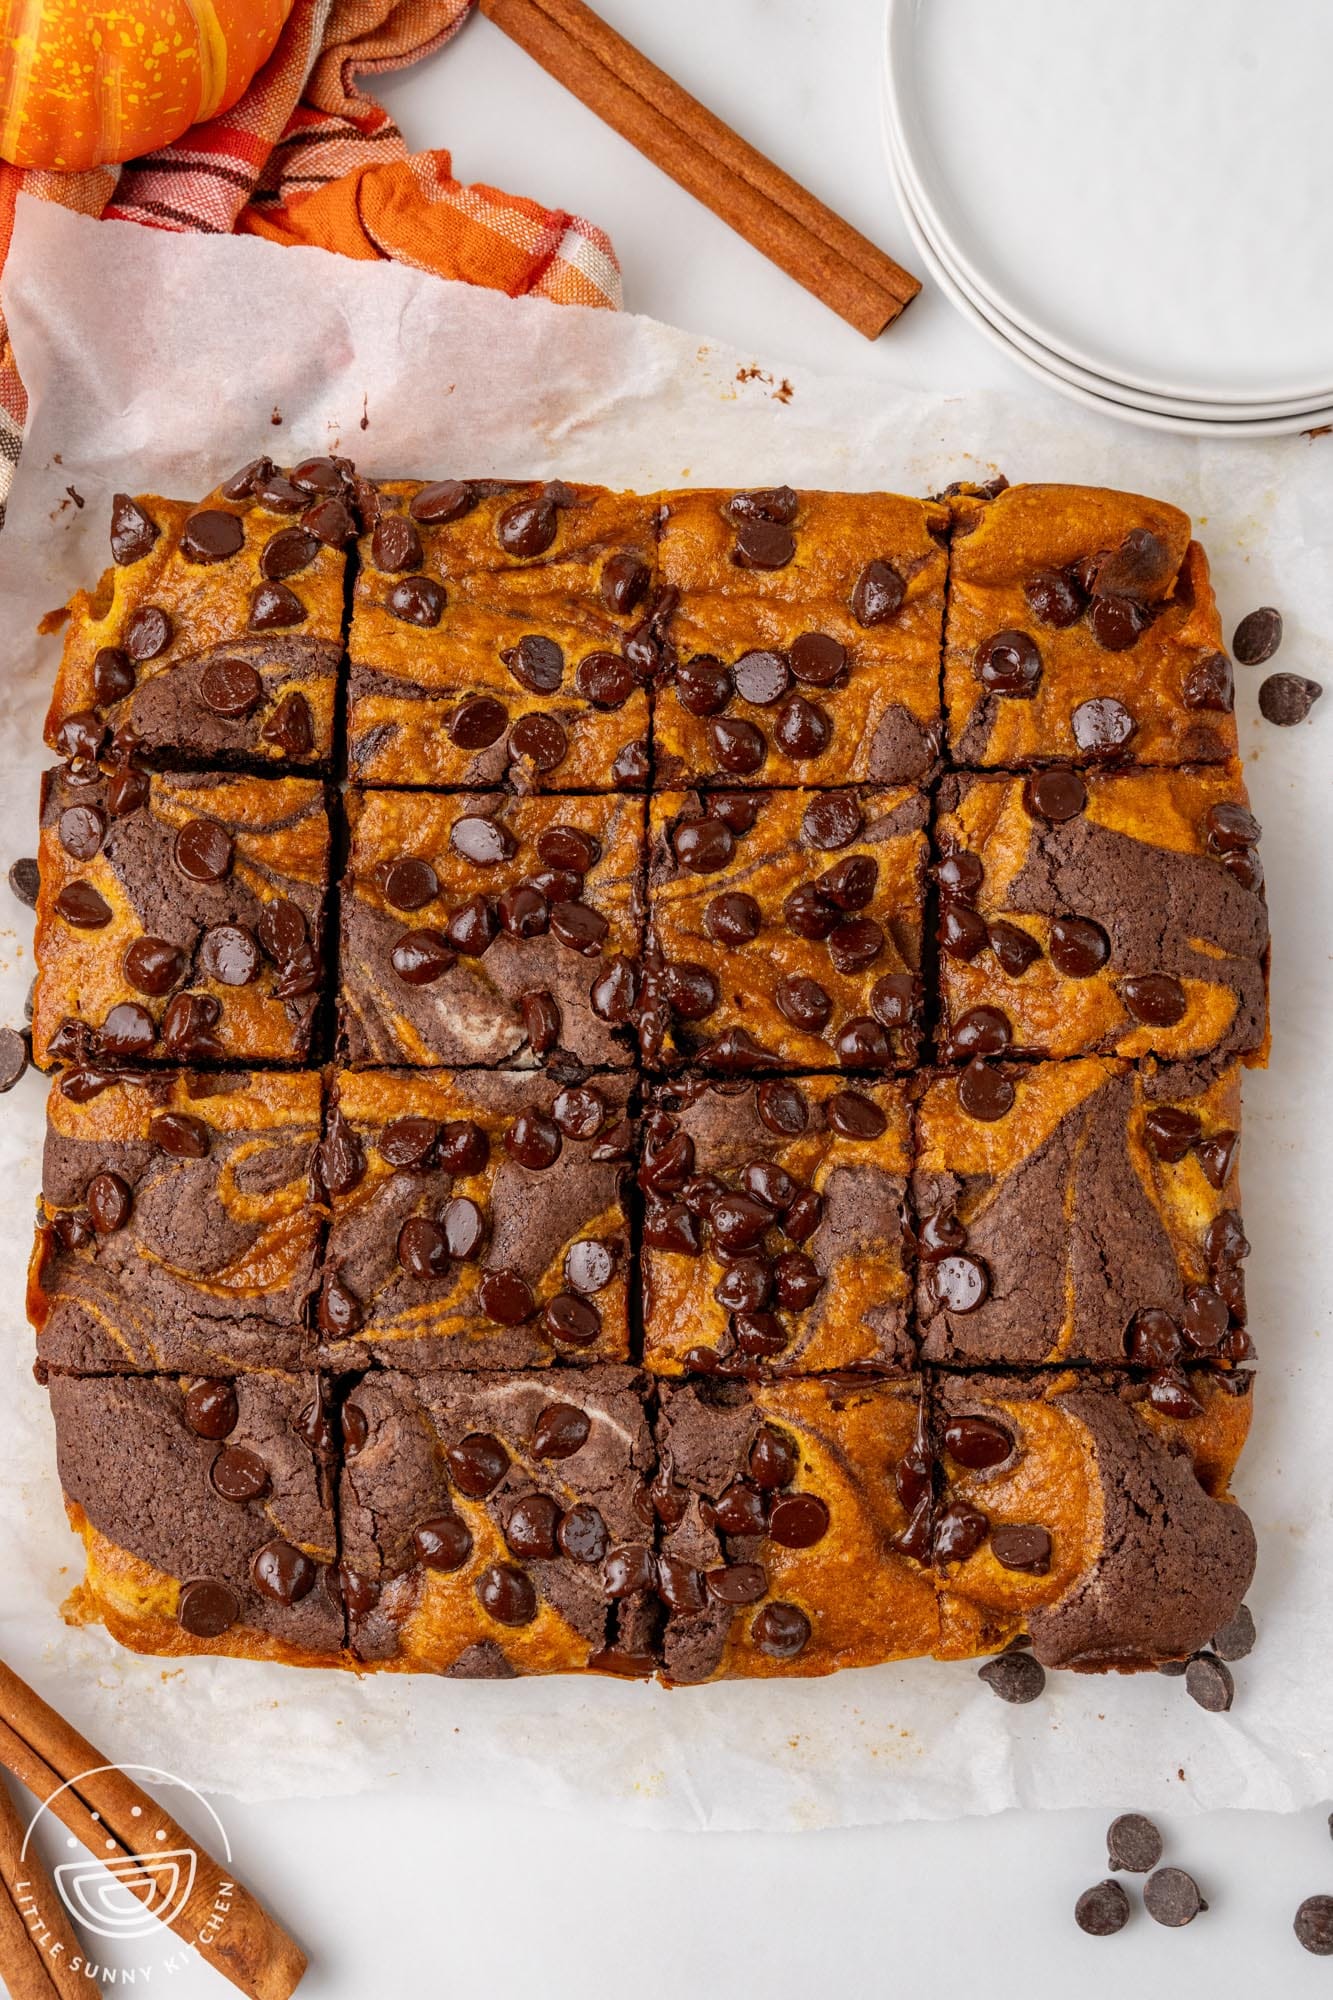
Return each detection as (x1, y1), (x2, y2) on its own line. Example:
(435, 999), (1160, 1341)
(0, 0), (295, 171)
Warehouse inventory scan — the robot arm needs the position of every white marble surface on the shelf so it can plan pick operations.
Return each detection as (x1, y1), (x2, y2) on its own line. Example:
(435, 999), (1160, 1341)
(9, 4), (1329, 1994)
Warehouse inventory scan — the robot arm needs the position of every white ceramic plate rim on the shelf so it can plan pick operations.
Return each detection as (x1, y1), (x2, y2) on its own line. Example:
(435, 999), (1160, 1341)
(884, 52), (1333, 422)
(888, 114), (1333, 423)
(884, 0), (1333, 408)
(883, 106), (1333, 439)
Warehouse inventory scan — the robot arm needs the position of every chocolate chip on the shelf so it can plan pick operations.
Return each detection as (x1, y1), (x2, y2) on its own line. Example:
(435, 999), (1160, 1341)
(178, 1578), (239, 1637)
(0, 1026), (29, 1093)
(507, 1110), (562, 1170)
(1024, 768), (1087, 822)
(174, 817), (233, 882)
(1049, 915), (1110, 977)
(200, 659), (264, 719)
(1071, 696), (1135, 758)
(851, 560), (905, 625)
(251, 1537), (319, 1606)
(1143, 1106), (1202, 1163)
(949, 1006), (1012, 1058)
(820, 856), (878, 910)
(575, 651), (638, 708)
(181, 509), (244, 564)
(768, 1493), (829, 1548)
(446, 1431), (509, 1497)
(124, 606), (172, 660)
(106, 765), (149, 816)
(1118, 974), (1187, 1027)
(508, 713), (568, 771)
(301, 496), (355, 547)
(869, 974), (916, 1029)
(601, 551), (650, 614)
(520, 990), (562, 1054)
(318, 1271), (363, 1336)
(1107, 1813), (1163, 1873)
(708, 716), (765, 774)
(386, 576), (445, 627)
(183, 1379), (237, 1439)
(1143, 1868), (1206, 1927)
(446, 695), (507, 749)
(1024, 568), (1085, 627)
(98, 1003), (155, 1057)
(828, 917), (884, 974)
(1184, 1653), (1233, 1712)
(603, 1542), (657, 1595)
(479, 1269), (536, 1324)
(550, 901), (609, 955)
(443, 1198), (486, 1260)
(249, 582), (306, 631)
(675, 656), (733, 716)
(734, 518), (795, 568)
(92, 647), (135, 704)
(731, 650), (790, 707)
(1259, 671), (1322, 724)
(397, 1216), (449, 1280)
(450, 814), (515, 868)
(1183, 649), (1234, 711)
(939, 904), (987, 961)
(1294, 1898), (1333, 1956)
(532, 1403), (591, 1459)
(783, 884), (837, 940)
(260, 692), (314, 758)
(663, 962), (718, 1020)
(413, 1514), (474, 1569)
(505, 1493), (561, 1560)
(957, 1059), (1014, 1121)
(777, 696), (835, 760)
(504, 635), (564, 695)
(1211, 1603), (1256, 1662)
(391, 929), (456, 984)
(8, 858), (39, 908)
(54, 881), (112, 928)
(498, 491), (561, 558)
(823, 1089), (885, 1140)
(121, 936), (182, 995)
(727, 486), (798, 525)
(1089, 594), (1152, 652)
(612, 739), (649, 785)
(673, 816), (734, 872)
(210, 1444), (270, 1503)
(590, 959), (637, 1024)
(560, 1504), (610, 1563)
(942, 1416), (1012, 1469)
(1232, 606), (1282, 665)
(833, 1016), (894, 1068)
(1195, 1130), (1239, 1189)
(776, 974), (831, 1031)
(256, 528), (317, 585)
(802, 791), (862, 849)
(411, 478), (476, 524)
(752, 1602), (811, 1658)
(110, 494), (160, 564)
(977, 1652), (1045, 1703)
(789, 631), (847, 685)
(58, 804), (105, 860)
(254, 473), (307, 513)
(990, 1524), (1051, 1574)
(975, 630), (1041, 695)
(1074, 1882), (1131, 1937)
(149, 1110), (211, 1159)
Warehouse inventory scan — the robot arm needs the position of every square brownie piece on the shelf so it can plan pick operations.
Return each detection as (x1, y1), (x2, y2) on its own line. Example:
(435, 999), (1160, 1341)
(33, 767), (331, 1069)
(913, 1058), (1252, 1368)
(338, 789), (645, 1069)
(316, 1069), (633, 1370)
(944, 483), (1238, 769)
(347, 479), (655, 790)
(934, 764), (1268, 1068)
(928, 1368), (1255, 1670)
(654, 486), (948, 788)
(645, 788), (928, 1070)
(31, 1069), (324, 1375)
(653, 1375), (938, 1681)
(49, 1370), (342, 1662)
(338, 1366), (657, 1676)
(641, 1075), (913, 1375)
(45, 462), (358, 773)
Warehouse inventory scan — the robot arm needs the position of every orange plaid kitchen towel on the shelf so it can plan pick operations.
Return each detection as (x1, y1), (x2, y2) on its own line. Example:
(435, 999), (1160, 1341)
(0, 0), (620, 517)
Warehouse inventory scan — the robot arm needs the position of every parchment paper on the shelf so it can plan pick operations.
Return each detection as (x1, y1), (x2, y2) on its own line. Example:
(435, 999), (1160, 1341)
(0, 195), (1329, 1825)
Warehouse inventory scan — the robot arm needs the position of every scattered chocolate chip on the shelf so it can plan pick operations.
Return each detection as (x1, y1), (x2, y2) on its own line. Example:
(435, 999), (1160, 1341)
(991, 1524), (1051, 1574)
(0, 1025), (29, 1093)
(1232, 606), (1282, 665)
(1049, 915), (1110, 977)
(1184, 1653), (1234, 1712)
(1074, 1881), (1131, 1937)
(98, 1003), (156, 1057)
(1211, 1604), (1256, 1662)
(1295, 1897), (1333, 1956)
(498, 490), (561, 558)
(508, 713), (568, 770)
(8, 857), (39, 908)
(150, 1110), (210, 1158)
(1143, 1868), (1206, 1927)
(391, 930), (455, 984)
(977, 1653), (1045, 1703)
(802, 791), (862, 849)
(1258, 671), (1322, 725)
(851, 559), (905, 625)
(123, 936), (184, 995)
(1183, 650), (1234, 711)
(1089, 594), (1152, 652)
(1107, 1813), (1163, 1874)
(124, 606), (173, 661)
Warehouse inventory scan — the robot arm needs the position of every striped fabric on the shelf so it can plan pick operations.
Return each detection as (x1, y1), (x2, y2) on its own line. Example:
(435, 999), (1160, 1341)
(0, 0), (621, 521)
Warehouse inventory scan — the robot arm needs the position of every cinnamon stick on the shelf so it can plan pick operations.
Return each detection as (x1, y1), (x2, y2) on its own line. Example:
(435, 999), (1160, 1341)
(477, 0), (920, 336)
(0, 1660), (306, 2000)
(0, 1771), (85, 2000)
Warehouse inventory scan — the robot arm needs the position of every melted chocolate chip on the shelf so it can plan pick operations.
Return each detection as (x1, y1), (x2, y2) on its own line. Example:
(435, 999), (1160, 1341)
(249, 582), (306, 631)
(184, 1379), (237, 1439)
(260, 526), (320, 581)
(508, 713), (568, 771)
(478, 1269), (536, 1324)
(260, 692), (314, 758)
(414, 1514), (474, 1569)
(448, 696), (508, 749)
(789, 631), (847, 685)
(391, 930), (456, 984)
(752, 1602), (811, 1658)
(178, 1578), (240, 1637)
(200, 659), (263, 718)
(1118, 973), (1187, 1027)
(58, 804), (105, 861)
(181, 510), (244, 563)
(92, 647), (135, 704)
(372, 514), (424, 573)
(387, 576), (446, 627)
(411, 479), (476, 524)
(957, 1059), (1014, 1121)
(1023, 768), (1086, 821)
(251, 1539), (317, 1605)
(150, 1111), (210, 1158)
(497, 490), (561, 558)
(1071, 696), (1135, 758)
(1049, 915), (1110, 977)
(851, 560), (905, 625)
(110, 494), (160, 565)
(54, 881), (112, 928)
(123, 936), (184, 994)
(975, 630), (1041, 695)
(124, 607), (173, 660)
(802, 791), (862, 850)
(174, 818), (233, 883)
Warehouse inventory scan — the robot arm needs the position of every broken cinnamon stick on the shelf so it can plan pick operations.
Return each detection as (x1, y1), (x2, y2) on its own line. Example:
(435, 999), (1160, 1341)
(478, 0), (920, 336)
(0, 1660), (306, 2000)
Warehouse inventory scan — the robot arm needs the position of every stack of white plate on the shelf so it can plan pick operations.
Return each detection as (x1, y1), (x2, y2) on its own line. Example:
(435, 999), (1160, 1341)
(883, 0), (1333, 436)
